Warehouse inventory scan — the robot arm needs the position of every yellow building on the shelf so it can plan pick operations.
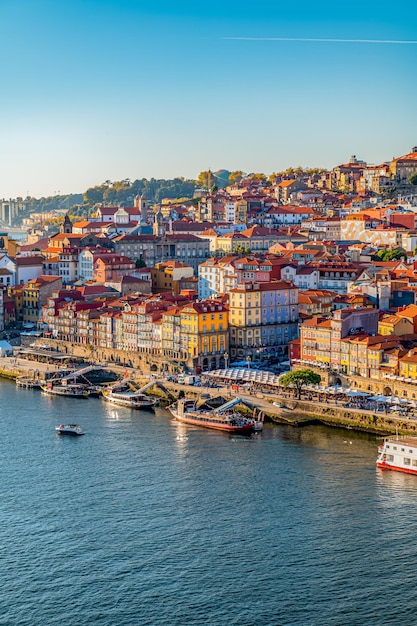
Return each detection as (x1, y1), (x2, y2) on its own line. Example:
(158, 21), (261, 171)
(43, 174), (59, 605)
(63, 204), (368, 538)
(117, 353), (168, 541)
(180, 300), (228, 371)
(399, 350), (417, 381)
(378, 314), (413, 336)
(22, 276), (62, 324)
(151, 261), (194, 295)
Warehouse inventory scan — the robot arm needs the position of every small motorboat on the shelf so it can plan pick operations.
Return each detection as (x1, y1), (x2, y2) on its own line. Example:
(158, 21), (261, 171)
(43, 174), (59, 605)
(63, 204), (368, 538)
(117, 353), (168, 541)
(55, 423), (85, 436)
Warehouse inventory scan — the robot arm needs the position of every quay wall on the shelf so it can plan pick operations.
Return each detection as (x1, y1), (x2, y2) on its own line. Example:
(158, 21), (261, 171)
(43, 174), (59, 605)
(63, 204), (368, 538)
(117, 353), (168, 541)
(270, 397), (417, 436)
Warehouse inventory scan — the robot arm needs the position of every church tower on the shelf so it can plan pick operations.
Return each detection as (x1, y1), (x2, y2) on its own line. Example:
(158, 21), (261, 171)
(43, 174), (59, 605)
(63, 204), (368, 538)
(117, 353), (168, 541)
(61, 213), (73, 234)
(135, 194), (148, 224)
(153, 210), (166, 237)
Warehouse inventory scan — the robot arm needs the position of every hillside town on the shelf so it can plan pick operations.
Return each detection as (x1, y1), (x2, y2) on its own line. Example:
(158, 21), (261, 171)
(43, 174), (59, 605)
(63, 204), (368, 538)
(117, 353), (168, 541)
(1, 147), (417, 399)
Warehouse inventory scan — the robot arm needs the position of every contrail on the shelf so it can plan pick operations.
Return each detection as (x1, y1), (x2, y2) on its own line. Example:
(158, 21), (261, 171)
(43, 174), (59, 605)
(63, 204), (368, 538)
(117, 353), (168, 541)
(223, 37), (417, 45)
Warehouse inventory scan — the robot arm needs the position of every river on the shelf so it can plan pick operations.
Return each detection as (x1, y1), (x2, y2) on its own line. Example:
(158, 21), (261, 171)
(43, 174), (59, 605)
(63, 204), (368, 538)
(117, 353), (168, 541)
(0, 380), (416, 625)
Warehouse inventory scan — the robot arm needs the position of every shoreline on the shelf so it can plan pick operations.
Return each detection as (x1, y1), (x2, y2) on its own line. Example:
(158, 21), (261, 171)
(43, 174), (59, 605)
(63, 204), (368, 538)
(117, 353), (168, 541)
(0, 352), (415, 437)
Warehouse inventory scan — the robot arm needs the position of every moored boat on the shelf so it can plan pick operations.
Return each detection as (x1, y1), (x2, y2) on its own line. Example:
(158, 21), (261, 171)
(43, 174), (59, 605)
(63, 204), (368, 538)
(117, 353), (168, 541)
(102, 383), (157, 409)
(55, 423), (84, 436)
(41, 383), (90, 398)
(377, 436), (417, 474)
(16, 376), (42, 390)
(167, 398), (255, 434)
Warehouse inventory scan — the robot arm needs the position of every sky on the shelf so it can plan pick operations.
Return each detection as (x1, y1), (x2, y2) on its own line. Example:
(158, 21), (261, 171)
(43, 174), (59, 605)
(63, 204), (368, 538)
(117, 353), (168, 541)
(0, 0), (416, 198)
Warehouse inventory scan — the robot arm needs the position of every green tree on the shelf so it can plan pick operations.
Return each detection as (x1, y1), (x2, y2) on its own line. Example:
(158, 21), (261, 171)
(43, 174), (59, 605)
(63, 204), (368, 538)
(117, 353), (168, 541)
(234, 244), (252, 255)
(409, 173), (417, 186)
(228, 170), (245, 184)
(373, 247), (406, 261)
(246, 173), (267, 183)
(195, 171), (212, 190)
(279, 369), (321, 399)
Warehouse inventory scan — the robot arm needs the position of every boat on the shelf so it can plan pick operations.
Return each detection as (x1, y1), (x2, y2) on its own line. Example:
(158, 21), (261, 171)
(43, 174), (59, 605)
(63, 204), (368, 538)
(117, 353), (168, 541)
(41, 383), (90, 398)
(55, 423), (84, 436)
(377, 435), (417, 474)
(167, 398), (255, 434)
(101, 382), (157, 409)
(16, 376), (42, 390)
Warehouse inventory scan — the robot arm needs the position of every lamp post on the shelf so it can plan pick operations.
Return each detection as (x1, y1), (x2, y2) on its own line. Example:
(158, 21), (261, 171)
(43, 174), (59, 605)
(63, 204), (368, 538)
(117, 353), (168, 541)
(247, 355), (251, 370)
(224, 351), (229, 370)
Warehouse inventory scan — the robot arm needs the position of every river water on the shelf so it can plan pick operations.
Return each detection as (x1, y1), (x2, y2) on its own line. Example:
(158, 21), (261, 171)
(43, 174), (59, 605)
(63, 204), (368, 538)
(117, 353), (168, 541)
(1, 380), (416, 625)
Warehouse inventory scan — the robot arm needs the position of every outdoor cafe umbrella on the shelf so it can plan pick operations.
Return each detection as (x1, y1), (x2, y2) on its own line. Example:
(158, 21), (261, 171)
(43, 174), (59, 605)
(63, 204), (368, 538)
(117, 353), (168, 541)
(370, 395), (388, 403)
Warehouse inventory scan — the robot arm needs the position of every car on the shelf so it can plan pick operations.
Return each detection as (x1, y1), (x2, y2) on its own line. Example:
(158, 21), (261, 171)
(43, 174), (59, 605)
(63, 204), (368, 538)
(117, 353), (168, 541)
(273, 402), (285, 408)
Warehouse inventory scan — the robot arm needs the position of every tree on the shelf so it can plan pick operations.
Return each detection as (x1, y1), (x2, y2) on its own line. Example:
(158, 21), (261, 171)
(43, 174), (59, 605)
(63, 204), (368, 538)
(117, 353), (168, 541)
(246, 173), (267, 183)
(373, 247), (407, 261)
(279, 369), (321, 399)
(228, 170), (245, 184)
(234, 244), (252, 255)
(409, 173), (417, 186)
(195, 171), (212, 190)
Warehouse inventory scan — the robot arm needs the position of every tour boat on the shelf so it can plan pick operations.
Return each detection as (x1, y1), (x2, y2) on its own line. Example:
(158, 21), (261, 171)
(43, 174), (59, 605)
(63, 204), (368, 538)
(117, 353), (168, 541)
(167, 398), (255, 434)
(376, 436), (417, 475)
(41, 383), (90, 398)
(102, 386), (157, 410)
(55, 423), (84, 436)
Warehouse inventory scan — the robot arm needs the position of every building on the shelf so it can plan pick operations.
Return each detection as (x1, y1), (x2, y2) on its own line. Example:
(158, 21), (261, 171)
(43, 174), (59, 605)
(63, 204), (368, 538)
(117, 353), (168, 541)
(390, 148), (417, 182)
(93, 254), (135, 283)
(228, 281), (299, 363)
(22, 275), (63, 325)
(180, 300), (228, 371)
(299, 307), (380, 370)
(151, 261), (194, 295)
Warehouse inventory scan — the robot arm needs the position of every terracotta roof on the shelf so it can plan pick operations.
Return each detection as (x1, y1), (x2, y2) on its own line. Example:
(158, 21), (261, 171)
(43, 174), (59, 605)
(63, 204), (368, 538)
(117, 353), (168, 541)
(15, 255), (44, 265)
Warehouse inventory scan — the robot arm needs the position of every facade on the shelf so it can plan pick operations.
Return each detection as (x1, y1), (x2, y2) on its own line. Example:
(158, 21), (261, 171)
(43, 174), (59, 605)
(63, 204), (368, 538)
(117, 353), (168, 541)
(228, 281), (299, 363)
(93, 254), (135, 283)
(180, 300), (228, 371)
(22, 276), (62, 325)
(151, 261), (194, 295)
(113, 233), (210, 271)
(299, 307), (380, 370)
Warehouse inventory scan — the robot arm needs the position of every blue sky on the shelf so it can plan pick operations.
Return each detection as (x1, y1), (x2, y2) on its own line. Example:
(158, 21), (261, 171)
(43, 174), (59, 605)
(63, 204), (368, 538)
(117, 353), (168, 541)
(0, 0), (416, 198)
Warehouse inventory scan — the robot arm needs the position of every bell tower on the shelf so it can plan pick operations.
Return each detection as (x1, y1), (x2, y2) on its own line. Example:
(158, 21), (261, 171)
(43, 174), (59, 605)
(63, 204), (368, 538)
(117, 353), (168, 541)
(61, 213), (73, 234)
(153, 210), (166, 237)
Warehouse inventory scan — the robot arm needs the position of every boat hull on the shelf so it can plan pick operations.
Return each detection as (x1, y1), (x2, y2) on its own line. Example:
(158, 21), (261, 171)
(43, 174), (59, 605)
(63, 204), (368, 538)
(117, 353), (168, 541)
(56, 430), (84, 436)
(102, 394), (155, 410)
(377, 461), (417, 475)
(42, 387), (89, 398)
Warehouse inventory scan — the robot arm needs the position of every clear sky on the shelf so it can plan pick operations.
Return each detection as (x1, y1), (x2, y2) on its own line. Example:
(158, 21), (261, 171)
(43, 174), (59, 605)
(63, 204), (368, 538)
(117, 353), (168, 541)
(1, 0), (416, 198)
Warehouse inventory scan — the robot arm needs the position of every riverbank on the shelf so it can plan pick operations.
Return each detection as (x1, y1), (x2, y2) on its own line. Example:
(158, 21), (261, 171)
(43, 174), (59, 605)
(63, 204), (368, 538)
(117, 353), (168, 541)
(1, 353), (416, 436)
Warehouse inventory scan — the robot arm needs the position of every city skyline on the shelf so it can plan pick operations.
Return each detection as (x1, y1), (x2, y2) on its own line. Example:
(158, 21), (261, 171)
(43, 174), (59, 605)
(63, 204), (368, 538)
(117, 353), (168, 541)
(1, 0), (416, 198)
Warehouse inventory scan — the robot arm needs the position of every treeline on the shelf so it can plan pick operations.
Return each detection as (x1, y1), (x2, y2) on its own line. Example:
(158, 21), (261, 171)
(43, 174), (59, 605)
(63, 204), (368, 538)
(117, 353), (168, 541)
(83, 178), (196, 207)
(25, 194), (83, 213)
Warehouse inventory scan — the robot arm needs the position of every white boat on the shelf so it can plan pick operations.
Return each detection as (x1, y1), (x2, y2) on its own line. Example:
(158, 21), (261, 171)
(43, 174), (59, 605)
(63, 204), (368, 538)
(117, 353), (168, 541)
(56, 423), (84, 436)
(102, 382), (156, 410)
(377, 435), (417, 475)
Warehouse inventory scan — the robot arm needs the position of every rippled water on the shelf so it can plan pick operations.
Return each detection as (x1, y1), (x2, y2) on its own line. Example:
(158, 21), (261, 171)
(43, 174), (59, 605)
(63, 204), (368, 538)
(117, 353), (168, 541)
(1, 380), (417, 625)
